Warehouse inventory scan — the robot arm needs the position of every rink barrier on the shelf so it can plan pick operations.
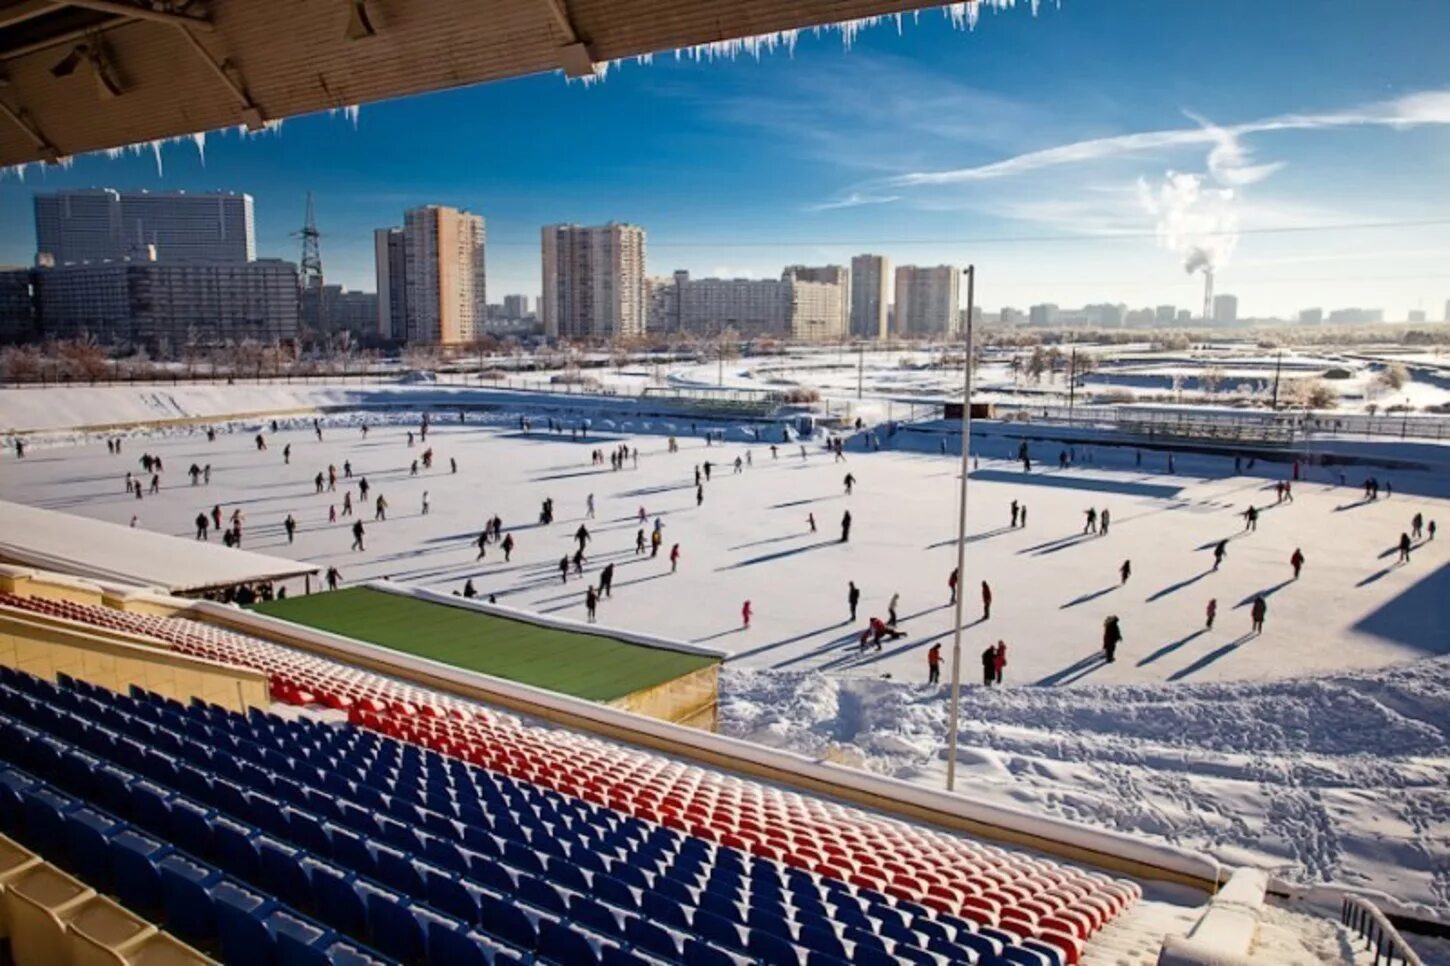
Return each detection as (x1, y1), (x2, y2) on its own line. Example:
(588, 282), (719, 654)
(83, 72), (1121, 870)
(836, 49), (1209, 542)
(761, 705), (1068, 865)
(1157, 867), (1265, 965)
(162, 595), (1227, 894)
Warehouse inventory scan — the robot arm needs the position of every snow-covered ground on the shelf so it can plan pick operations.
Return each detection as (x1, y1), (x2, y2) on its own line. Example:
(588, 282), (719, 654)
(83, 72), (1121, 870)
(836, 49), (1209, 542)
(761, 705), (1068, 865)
(1, 386), (1447, 922)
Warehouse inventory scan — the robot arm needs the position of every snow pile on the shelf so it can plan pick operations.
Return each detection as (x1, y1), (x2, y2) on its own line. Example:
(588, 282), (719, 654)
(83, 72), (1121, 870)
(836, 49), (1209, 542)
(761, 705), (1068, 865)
(720, 659), (1450, 919)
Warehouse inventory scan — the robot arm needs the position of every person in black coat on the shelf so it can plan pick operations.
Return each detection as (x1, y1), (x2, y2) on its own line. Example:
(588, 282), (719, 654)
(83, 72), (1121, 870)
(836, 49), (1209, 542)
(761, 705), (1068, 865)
(981, 646), (996, 686)
(1103, 616), (1122, 663)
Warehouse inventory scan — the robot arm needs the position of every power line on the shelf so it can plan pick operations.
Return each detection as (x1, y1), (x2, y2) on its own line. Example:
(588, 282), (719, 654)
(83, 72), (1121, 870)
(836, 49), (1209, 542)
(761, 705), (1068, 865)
(256, 215), (1450, 250)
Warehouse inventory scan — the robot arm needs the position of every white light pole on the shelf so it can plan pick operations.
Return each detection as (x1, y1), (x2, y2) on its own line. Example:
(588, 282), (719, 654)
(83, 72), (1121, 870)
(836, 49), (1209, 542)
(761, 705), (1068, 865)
(946, 265), (975, 793)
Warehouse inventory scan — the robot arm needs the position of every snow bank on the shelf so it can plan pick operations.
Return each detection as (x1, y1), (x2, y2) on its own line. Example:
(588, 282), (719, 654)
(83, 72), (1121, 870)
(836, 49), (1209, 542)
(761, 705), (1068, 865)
(720, 659), (1450, 919)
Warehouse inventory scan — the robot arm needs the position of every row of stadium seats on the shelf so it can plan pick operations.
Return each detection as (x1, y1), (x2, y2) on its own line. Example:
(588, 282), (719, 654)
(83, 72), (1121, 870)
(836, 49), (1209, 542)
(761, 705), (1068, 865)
(0, 592), (1141, 963)
(0, 669), (1080, 966)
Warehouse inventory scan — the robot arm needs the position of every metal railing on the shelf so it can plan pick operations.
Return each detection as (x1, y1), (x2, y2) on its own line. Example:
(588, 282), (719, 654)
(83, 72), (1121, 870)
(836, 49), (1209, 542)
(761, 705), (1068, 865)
(1341, 895), (1424, 966)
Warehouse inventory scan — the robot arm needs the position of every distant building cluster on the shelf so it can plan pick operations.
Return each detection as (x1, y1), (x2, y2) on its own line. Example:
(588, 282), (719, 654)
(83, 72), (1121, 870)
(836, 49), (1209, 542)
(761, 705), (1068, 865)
(3, 186), (1443, 348)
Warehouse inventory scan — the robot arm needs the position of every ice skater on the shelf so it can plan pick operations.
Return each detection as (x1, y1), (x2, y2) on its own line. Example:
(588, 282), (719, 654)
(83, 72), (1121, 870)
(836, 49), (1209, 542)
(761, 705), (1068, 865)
(1290, 548), (1304, 580)
(1083, 508), (1097, 534)
(848, 582), (861, 622)
(670, 544), (680, 573)
(844, 473), (855, 495)
(585, 586), (598, 623)
(1205, 598), (1217, 630)
(981, 645), (996, 686)
(948, 567), (958, 605)
(742, 600), (752, 629)
(840, 510), (852, 543)
(501, 534), (514, 561)
(927, 643), (942, 685)
(586, 493), (596, 519)
(1100, 508), (1110, 536)
(808, 513), (816, 533)
(1010, 500), (1019, 528)
(993, 641), (1007, 685)
(1103, 616), (1122, 663)
(351, 520), (365, 552)
(1250, 595), (1267, 635)
(284, 514), (296, 544)
(1242, 506), (1258, 531)
(1398, 531), (1413, 564)
(326, 567), (342, 591)
(980, 581), (992, 621)
(1119, 559), (1132, 584)
(888, 592), (899, 626)
(421, 491), (430, 516)
(599, 563), (615, 598)
(1213, 539), (1228, 571)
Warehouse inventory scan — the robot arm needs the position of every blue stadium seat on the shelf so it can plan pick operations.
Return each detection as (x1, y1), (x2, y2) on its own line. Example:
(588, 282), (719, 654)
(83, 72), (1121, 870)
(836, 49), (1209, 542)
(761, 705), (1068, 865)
(269, 908), (336, 966)
(62, 804), (122, 888)
(746, 925), (801, 965)
(357, 882), (426, 961)
(478, 890), (539, 951)
(108, 826), (171, 915)
(307, 859), (368, 937)
(257, 835), (312, 910)
(539, 918), (603, 965)
(213, 878), (279, 964)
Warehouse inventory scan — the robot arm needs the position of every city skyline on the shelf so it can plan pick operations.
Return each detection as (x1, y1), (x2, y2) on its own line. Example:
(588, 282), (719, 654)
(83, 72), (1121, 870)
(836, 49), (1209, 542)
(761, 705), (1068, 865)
(1, 1), (1447, 318)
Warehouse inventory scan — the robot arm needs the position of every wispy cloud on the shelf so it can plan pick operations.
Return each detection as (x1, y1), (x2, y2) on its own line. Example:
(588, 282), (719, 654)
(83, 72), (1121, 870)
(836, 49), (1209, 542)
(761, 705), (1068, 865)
(805, 192), (901, 212)
(887, 89), (1450, 186)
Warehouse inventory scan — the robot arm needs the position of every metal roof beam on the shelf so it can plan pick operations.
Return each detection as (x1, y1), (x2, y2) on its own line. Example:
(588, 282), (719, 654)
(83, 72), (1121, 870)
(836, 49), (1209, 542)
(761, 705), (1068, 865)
(0, 95), (59, 161)
(174, 23), (264, 128)
(58, 0), (212, 31)
(0, 0), (57, 30)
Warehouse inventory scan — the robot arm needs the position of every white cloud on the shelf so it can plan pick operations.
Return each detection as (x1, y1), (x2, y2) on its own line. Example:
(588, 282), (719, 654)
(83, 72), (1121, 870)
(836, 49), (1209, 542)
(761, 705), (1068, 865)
(887, 88), (1450, 186)
(805, 192), (902, 212)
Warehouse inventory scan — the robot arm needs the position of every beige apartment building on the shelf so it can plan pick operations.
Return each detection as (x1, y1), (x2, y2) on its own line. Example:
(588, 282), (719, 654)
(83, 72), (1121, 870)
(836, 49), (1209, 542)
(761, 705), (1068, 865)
(380, 205), (486, 345)
(541, 223), (647, 340)
(894, 264), (960, 336)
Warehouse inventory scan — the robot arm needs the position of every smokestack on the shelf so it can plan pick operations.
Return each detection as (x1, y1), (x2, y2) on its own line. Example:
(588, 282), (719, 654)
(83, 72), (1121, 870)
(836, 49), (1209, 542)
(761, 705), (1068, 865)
(1202, 268), (1214, 323)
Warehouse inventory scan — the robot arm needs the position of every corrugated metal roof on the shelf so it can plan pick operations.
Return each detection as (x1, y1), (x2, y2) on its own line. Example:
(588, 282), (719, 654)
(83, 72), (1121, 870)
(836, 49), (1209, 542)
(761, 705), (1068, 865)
(0, 0), (943, 166)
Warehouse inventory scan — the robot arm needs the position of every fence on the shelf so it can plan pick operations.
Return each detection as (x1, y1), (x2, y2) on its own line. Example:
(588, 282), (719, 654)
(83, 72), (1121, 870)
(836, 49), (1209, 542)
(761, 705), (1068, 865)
(991, 402), (1450, 443)
(1340, 896), (1425, 966)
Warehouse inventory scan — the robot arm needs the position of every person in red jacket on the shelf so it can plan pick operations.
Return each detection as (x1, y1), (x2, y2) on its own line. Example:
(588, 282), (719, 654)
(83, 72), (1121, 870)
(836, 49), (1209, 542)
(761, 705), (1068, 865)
(927, 643), (942, 685)
(992, 641), (1007, 685)
(670, 543), (681, 573)
(948, 567), (959, 604)
(742, 600), (752, 629)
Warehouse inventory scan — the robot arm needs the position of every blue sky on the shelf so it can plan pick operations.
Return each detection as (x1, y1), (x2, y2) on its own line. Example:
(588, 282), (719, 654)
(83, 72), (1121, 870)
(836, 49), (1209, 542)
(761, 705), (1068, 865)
(3, 0), (1449, 318)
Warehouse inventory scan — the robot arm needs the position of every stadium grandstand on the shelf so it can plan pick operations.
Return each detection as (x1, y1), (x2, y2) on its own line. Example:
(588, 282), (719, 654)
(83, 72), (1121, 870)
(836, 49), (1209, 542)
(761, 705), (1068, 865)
(0, 564), (1399, 965)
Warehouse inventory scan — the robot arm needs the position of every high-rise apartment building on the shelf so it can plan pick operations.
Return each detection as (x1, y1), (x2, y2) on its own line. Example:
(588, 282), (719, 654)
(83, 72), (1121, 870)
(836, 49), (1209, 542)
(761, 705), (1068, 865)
(893, 266), (960, 335)
(849, 254), (890, 339)
(540, 223), (647, 341)
(400, 205), (486, 345)
(0, 269), (34, 343)
(785, 265), (849, 338)
(373, 228), (407, 340)
(652, 269), (848, 342)
(846, 252), (887, 337)
(1299, 308), (1324, 325)
(502, 294), (531, 319)
(34, 189), (255, 265)
(30, 257), (298, 346)
(1212, 294), (1238, 324)
(1154, 305), (1177, 326)
(1029, 303), (1059, 328)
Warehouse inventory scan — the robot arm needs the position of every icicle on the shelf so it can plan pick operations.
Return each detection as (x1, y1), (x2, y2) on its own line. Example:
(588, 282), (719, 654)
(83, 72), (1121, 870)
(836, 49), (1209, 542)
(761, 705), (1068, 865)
(191, 131), (206, 165)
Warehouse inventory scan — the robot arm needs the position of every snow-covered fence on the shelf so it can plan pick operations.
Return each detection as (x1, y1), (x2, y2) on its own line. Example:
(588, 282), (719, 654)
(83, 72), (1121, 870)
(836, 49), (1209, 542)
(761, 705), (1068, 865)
(1341, 896), (1426, 966)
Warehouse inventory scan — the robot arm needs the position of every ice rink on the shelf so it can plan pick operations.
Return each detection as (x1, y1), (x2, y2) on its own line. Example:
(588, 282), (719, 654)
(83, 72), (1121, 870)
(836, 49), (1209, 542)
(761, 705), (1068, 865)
(3, 415), (1445, 689)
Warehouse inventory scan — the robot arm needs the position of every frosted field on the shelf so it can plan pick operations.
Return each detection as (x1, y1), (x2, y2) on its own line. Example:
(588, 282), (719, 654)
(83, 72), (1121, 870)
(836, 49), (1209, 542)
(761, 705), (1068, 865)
(2, 402), (1448, 917)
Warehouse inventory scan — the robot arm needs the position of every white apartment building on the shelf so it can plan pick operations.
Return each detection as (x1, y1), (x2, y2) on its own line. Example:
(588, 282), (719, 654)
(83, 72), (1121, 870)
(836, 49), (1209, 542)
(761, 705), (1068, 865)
(401, 205), (486, 345)
(850, 254), (890, 339)
(541, 223), (647, 341)
(34, 189), (255, 265)
(785, 265), (849, 338)
(894, 265), (960, 335)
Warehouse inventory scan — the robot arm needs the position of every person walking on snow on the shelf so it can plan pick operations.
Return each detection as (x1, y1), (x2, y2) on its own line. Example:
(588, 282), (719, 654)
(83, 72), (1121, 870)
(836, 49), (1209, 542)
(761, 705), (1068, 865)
(1119, 559), (1132, 584)
(670, 544), (680, 573)
(635, 529), (646, 555)
(351, 520), (365, 552)
(574, 524), (591, 553)
(586, 494), (595, 519)
(326, 567), (341, 591)
(558, 556), (569, 584)
(1243, 505), (1258, 531)
(888, 592), (899, 626)
(1102, 616), (1122, 663)
(284, 514), (296, 544)
(808, 513), (816, 533)
(195, 513), (209, 540)
(993, 641), (1007, 685)
(1290, 548), (1305, 580)
(981, 581), (992, 621)
(599, 563), (615, 598)
(1398, 531), (1413, 564)
(1019, 505), (1028, 527)
(476, 531), (489, 561)
(1412, 513), (1424, 539)
(1083, 508), (1098, 534)
(742, 600), (752, 629)
(983, 645), (1000, 685)
(1205, 598), (1217, 630)
(928, 643), (942, 685)
(421, 491), (430, 516)
(848, 582), (861, 622)
(1429, 520), (1438, 541)
(697, 484), (704, 507)
(1010, 500), (1019, 528)
(585, 586), (598, 623)
(375, 495), (388, 520)
(948, 568), (959, 604)
(651, 530), (663, 558)
(844, 473), (855, 495)
(1100, 508), (1110, 536)
(1213, 539), (1228, 571)
(1250, 595), (1267, 635)
(501, 534), (514, 562)
(840, 510), (852, 543)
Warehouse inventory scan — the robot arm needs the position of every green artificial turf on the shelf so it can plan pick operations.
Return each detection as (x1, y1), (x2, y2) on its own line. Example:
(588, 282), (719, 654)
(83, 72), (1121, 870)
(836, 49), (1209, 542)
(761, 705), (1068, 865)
(252, 587), (717, 701)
